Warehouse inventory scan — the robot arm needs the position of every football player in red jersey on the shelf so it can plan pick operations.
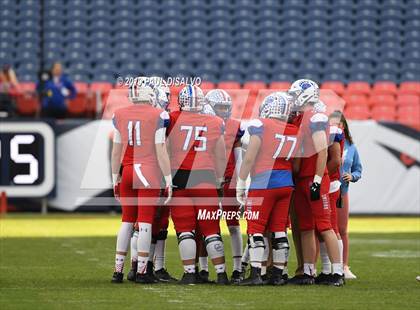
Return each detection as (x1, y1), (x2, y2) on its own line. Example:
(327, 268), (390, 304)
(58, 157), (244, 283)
(111, 77), (172, 284)
(206, 89), (245, 283)
(316, 109), (345, 283)
(236, 92), (299, 285)
(287, 79), (344, 286)
(167, 85), (229, 285)
(126, 78), (176, 283)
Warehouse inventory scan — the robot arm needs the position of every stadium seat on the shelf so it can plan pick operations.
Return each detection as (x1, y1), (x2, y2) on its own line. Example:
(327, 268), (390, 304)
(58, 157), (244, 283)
(372, 81), (398, 96)
(342, 94), (369, 107)
(346, 82), (371, 96)
(396, 95), (420, 107)
(18, 82), (36, 94)
(242, 81), (267, 95)
(200, 81), (216, 91)
(345, 105), (371, 120)
(398, 82), (420, 96)
(368, 94), (396, 107)
(269, 81), (291, 90)
(15, 93), (39, 116)
(217, 81), (241, 90)
(321, 81), (345, 96)
(371, 106), (396, 121)
(397, 105), (420, 129)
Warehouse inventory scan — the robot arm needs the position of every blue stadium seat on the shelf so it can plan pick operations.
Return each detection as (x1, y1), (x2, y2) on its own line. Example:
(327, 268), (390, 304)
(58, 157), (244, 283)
(349, 72), (373, 83)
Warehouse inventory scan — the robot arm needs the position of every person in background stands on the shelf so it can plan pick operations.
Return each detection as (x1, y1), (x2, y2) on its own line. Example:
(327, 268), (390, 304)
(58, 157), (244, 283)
(37, 62), (76, 118)
(0, 64), (19, 117)
(336, 113), (362, 279)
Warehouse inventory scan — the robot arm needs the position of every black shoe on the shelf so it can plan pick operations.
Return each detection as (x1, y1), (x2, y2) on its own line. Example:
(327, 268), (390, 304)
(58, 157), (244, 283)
(241, 263), (248, 279)
(216, 272), (230, 285)
(135, 273), (159, 284)
(269, 268), (287, 285)
(315, 272), (333, 285)
(155, 268), (178, 283)
(261, 274), (269, 285)
(178, 272), (197, 285)
(196, 270), (214, 284)
(127, 261), (137, 282)
(146, 261), (160, 282)
(111, 272), (124, 283)
(288, 274), (315, 285)
(326, 273), (345, 287)
(230, 270), (242, 284)
(282, 273), (289, 283)
(238, 267), (263, 286)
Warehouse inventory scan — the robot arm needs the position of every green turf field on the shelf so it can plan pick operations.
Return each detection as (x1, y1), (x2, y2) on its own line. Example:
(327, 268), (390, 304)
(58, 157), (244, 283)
(1, 215), (419, 309)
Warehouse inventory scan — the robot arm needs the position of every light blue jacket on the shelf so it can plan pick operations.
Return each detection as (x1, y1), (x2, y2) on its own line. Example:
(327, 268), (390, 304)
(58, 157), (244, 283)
(340, 139), (362, 194)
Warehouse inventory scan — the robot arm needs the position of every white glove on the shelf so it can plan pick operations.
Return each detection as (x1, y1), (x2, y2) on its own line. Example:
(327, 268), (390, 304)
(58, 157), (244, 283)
(163, 175), (172, 205)
(236, 177), (247, 205)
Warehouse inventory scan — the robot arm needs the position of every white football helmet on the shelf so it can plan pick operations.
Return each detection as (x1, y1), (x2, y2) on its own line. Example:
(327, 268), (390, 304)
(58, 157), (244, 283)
(128, 76), (156, 104)
(288, 79), (320, 107)
(205, 89), (232, 119)
(150, 77), (171, 110)
(178, 85), (205, 112)
(262, 91), (292, 120)
(201, 103), (216, 116)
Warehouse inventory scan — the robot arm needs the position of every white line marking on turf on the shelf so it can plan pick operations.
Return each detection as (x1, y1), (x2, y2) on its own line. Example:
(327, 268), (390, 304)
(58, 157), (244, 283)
(75, 250), (85, 255)
(371, 250), (420, 258)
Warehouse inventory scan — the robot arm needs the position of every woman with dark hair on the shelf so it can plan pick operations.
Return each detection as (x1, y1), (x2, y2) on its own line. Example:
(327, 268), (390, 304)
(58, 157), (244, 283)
(330, 112), (362, 279)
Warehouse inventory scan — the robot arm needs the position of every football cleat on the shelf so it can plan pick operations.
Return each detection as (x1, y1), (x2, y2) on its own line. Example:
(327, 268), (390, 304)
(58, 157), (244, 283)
(269, 268), (287, 286)
(238, 267), (264, 286)
(111, 272), (124, 283)
(327, 273), (345, 287)
(315, 272), (332, 285)
(127, 261), (137, 282)
(135, 273), (159, 284)
(178, 273), (197, 285)
(288, 274), (315, 285)
(155, 268), (178, 283)
(344, 266), (357, 279)
(146, 261), (160, 282)
(230, 270), (242, 284)
(216, 272), (230, 285)
(196, 270), (214, 284)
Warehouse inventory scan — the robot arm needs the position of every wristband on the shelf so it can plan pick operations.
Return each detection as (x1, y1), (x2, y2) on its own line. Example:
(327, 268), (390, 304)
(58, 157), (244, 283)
(237, 178), (247, 190)
(217, 177), (225, 185)
(112, 173), (119, 186)
(313, 174), (322, 184)
(164, 175), (172, 187)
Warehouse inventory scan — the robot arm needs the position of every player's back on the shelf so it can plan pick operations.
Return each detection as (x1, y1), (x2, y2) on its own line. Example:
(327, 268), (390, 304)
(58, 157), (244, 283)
(113, 104), (168, 167)
(168, 110), (224, 171)
(298, 108), (330, 178)
(250, 118), (299, 176)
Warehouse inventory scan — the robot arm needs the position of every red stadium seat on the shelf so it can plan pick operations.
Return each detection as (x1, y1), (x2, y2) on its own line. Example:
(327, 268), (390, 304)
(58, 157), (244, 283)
(242, 81), (267, 94)
(342, 94), (368, 107)
(15, 93), (39, 116)
(217, 81), (241, 90)
(269, 81), (291, 90)
(74, 82), (89, 94)
(200, 81), (216, 90)
(346, 81), (371, 96)
(371, 106), (396, 121)
(396, 94), (419, 107)
(18, 82), (36, 94)
(90, 82), (113, 93)
(368, 94), (396, 107)
(398, 82), (420, 96)
(321, 81), (345, 96)
(372, 81), (397, 96)
(397, 105), (420, 129)
(345, 105), (371, 120)
(68, 95), (88, 116)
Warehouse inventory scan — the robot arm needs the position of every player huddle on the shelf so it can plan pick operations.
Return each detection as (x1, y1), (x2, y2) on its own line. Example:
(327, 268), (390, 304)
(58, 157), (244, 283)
(110, 77), (346, 287)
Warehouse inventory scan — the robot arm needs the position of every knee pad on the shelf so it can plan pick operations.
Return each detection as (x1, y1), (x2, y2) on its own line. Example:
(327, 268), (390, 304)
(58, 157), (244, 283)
(271, 232), (289, 250)
(249, 233), (265, 249)
(204, 233), (222, 246)
(176, 231), (195, 244)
